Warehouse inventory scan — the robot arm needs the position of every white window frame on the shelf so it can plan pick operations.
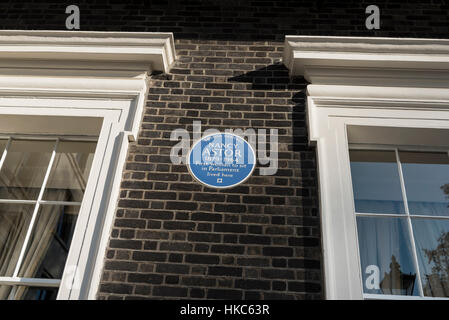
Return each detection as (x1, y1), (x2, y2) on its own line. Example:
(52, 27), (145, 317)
(0, 135), (96, 299)
(283, 35), (449, 299)
(349, 144), (449, 299)
(0, 30), (176, 300)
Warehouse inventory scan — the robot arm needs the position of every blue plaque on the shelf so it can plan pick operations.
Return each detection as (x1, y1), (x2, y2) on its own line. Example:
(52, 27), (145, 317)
(188, 133), (256, 188)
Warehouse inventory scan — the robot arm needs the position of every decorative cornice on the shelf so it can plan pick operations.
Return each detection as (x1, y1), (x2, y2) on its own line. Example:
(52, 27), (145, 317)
(283, 35), (449, 87)
(0, 30), (176, 73)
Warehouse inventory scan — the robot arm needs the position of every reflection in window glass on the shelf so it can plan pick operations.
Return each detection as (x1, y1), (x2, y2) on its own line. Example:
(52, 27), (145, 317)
(0, 140), (53, 200)
(357, 216), (419, 296)
(412, 218), (449, 297)
(0, 139), (6, 156)
(43, 141), (96, 202)
(0, 286), (58, 300)
(21, 286), (59, 300)
(18, 205), (79, 279)
(401, 152), (449, 216)
(0, 204), (34, 278)
(350, 150), (405, 214)
(0, 136), (97, 300)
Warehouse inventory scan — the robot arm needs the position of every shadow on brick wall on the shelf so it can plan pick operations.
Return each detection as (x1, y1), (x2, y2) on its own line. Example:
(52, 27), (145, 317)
(228, 63), (306, 90)
(228, 64), (323, 298)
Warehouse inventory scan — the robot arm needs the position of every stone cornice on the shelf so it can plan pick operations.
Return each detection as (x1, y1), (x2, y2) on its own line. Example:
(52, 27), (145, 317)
(0, 30), (176, 73)
(283, 35), (449, 87)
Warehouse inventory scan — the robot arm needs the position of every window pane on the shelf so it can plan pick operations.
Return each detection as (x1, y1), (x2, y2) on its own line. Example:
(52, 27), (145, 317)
(18, 205), (79, 279)
(0, 140), (54, 200)
(0, 139), (6, 156)
(400, 151), (449, 216)
(0, 285), (58, 300)
(43, 141), (96, 202)
(0, 285), (13, 299)
(357, 216), (419, 296)
(21, 286), (59, 300)
(412, 218), (449, 297)
(350, 150), (405, 214)
(0, 204), (34, 277)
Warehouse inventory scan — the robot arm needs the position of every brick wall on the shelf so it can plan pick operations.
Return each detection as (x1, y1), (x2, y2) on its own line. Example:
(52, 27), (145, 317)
(0, 1), (448, 40)
(98, 40), (321, 300)
(0, 0), (448, 300)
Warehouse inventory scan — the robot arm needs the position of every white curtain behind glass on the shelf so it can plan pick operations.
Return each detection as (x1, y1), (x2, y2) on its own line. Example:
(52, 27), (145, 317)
(357, 217), (419, 296)
(413, 219), (449, 297)
(0, 143), (94, 300)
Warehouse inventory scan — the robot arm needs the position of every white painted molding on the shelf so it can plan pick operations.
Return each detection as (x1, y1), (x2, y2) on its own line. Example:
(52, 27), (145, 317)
(0, 30), (177, 141)
(283, 35), (449, 86)
(283, 35), (449, 300)
(0, 30), (177, 300)
(307, 85), (449, 103)
(0, 30), (176, 73)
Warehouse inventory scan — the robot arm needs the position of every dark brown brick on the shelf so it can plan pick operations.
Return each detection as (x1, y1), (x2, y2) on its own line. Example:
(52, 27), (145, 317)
(127, 273), (163, 284)
(208, 266), (242, 277)
(153, 286), (188, 297)
(186, 254), (220, 265)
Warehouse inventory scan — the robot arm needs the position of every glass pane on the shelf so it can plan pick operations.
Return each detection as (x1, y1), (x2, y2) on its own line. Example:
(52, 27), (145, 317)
(21, 286), (59, 300)
(412, 218), (449, 297)
(0, 285), (58, 300)
(357, 216), (419, 296)
(400, 151), (449, 216)
(0, 285), (13, 299)
(43, 141), (96, 202)
(0, 140), (54, 200)
(350, 150), (405, 214)
(18, 205), (79, 279)
(0, 139), (6, 156)
(0, 204), (34, 277)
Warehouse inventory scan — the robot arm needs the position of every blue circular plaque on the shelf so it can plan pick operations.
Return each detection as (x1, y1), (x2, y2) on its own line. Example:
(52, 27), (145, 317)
(187, 133), (256, 188)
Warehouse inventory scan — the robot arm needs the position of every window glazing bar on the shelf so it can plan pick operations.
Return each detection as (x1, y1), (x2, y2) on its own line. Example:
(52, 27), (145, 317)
(395, 148), (424, 297)
(350, 143), (449, 153)
(0, 199), (81, 206)
(0, 137), (11, 172)
(12, 139), (59, 277)
(0, 277), (60, 288)
(364, 293), (449, 300)
(0, 134), (98, 142)
(409, 214), (449, 220)
(355, 212), (407, 218)
(356, 212), (449, 220)
(39, 200), (82, 206)
(0, 199), (37, 204)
